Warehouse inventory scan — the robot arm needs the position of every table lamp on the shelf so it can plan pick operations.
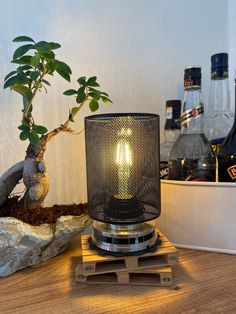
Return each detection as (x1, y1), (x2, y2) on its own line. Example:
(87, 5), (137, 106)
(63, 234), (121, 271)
(85, 113), (160, 254)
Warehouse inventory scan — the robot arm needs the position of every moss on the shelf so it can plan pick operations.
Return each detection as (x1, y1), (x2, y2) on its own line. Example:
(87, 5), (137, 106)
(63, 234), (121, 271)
(0, 196), (88, 226)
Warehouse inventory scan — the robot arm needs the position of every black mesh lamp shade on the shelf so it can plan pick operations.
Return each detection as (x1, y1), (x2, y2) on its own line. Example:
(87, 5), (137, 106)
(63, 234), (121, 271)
(85, 113), (161, 254)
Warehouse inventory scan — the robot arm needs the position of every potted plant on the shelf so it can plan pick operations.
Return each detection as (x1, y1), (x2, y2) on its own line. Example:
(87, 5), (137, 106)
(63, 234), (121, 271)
(0, 36), (111, 277)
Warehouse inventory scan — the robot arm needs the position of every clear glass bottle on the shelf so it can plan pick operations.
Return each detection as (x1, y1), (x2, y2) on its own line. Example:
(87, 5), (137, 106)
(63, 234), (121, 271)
(168, 66), (215, 181)
(160, 100), (181, 179)
(204, 53), (234, 154)
(218, 76), (236, 182)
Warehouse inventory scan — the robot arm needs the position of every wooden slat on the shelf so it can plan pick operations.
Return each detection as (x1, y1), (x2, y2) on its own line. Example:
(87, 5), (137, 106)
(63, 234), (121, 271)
(80, 230), (178, 275)
(76, 265), (173, 287)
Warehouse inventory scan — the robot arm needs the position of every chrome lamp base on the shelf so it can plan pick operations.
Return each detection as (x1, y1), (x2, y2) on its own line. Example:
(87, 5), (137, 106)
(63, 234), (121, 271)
(91, 220), (157, 254)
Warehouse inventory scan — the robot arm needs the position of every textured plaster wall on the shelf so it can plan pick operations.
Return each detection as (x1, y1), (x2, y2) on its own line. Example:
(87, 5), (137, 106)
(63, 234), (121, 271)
(0, 0), (228, 205)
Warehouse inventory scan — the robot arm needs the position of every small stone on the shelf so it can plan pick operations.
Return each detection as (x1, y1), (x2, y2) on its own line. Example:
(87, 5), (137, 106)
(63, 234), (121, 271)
(0, 214), (91, 277)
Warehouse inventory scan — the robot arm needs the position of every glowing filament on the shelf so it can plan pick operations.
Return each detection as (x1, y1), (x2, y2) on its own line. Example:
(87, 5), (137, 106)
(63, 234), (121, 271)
(116, 128), (132, 199)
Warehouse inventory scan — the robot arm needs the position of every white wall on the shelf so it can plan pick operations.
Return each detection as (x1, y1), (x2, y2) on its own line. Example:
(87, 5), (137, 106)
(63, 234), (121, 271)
(0, 0), (229, 205)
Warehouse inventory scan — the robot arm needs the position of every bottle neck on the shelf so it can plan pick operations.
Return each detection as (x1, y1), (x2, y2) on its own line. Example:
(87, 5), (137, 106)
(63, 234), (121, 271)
(180, 87), (204, 134)
(164, 129), (180, 142)
(208, 77), (230, 116)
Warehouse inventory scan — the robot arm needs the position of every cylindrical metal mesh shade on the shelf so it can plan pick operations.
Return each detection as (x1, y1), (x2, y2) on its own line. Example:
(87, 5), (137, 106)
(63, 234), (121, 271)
(85, 113), (160, 224)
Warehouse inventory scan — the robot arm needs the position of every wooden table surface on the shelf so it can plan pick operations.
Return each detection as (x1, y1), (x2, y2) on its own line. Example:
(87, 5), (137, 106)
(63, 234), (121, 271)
(1, 236), (236, 314)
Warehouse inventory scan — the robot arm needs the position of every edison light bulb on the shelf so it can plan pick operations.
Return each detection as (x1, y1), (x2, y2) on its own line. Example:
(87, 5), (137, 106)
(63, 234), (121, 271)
(116, 128), (132, 199)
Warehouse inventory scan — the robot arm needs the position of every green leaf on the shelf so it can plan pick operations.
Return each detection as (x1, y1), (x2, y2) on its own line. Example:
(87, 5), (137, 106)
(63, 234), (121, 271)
(54, 60), (72, 74)
(88, 81), (100, 87)
(63, 89), (77, 96)
(68, 113), (74, 122)
(22, 118), (30, 126)
(56, 68), (71, 82)
(48, 42), (61, 50)
(17, 65), (32, 71)
(101, 91), (109, 96)
(76, 87), (86, 103)
(12, 85), (33, 101)
(4, 71), (29, 88)
(89, 99), (99, 112)
(29, 132), (40, 145)
(32, 125), (48, 134)
(42, 79), (51, 86)
(40, 51), (55, 60)
(21, 118), (30, 126)
(17, 72), (29, 84)
(19, 130), (30, 141)
(85, 76), (100, 87)
(13, 36), (35, 43)
(88, 87), (100, 93)
(4, 71), (17, 82)
(11, 55), (33, 65)
(31, 54), (40, 67)
(71, 106), (79, 115)
(18, 124), (30, 132)
(93, 92), (101, 101)
(88, 91), (101, 101)
(35, 41), (52, 53)
(42, 85), (48, 94)
(77, 76), (86, 85)
(29, 71), (40, 81)
(87, 76), (97, 85)
(101, 96), (112, 104)
(46, 60), (56, 73)
(4, 75), (21, 89)
(13, 44), (35, 59)
(68, 106), (80, 122)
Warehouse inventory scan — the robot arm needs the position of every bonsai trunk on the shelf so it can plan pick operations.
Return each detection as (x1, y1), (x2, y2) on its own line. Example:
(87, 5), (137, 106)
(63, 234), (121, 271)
(0, 125), (75, 210)
(22, 138), (50, 209)
(0, 141), (49, 210)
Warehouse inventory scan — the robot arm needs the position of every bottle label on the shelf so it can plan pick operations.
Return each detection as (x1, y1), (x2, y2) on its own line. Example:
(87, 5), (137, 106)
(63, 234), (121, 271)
(211, 69), (228, 80)
(160, 161), (169, 179)
(180, 105), (204, 127)
(227, 165), (236, 180)
(166, 107), (173, 119)
(218, 155), (236, 182)
(210, 138), (225, 155)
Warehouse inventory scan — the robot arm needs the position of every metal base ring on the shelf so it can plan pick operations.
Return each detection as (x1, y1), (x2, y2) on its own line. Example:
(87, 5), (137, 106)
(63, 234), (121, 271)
(92, 221), (157, 253)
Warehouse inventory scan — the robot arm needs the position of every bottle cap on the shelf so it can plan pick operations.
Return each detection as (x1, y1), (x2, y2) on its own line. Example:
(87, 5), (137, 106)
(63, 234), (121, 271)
(211, 53), (228, 79)
(184, 66), (201, 89)
(165, 100), (181, 130)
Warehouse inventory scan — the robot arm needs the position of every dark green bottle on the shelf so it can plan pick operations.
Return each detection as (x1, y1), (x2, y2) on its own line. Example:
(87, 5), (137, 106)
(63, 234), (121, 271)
(218, 77), (236, 182)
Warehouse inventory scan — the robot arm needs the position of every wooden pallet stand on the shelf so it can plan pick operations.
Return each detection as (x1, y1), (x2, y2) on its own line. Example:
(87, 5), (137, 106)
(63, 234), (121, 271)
(79, 230), (178, 275)
(75, 229), (178, 286)
(76, 264), (173, 286)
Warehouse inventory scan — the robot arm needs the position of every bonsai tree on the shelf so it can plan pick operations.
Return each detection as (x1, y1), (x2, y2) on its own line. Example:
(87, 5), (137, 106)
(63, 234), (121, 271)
(1, 36), (111, 211)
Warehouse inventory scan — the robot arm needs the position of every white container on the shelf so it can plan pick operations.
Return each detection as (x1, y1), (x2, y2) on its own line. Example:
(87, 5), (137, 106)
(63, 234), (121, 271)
(157, 180), (236, 254)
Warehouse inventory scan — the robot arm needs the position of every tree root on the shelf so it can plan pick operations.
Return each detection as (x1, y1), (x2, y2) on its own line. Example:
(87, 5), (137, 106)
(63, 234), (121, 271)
(0, 161), (24, 207)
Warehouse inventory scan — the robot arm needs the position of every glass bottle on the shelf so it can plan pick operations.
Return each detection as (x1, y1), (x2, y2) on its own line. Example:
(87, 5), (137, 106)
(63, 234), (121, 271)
(168, 66), (215, 181)
(204, 53), (234, 154)
(160, 100), (181, 179)
(218, 76), (236, 182)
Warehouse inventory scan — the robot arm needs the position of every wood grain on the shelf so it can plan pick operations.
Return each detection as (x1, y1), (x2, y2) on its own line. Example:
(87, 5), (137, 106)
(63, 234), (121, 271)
(0, 235), (236, 314)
